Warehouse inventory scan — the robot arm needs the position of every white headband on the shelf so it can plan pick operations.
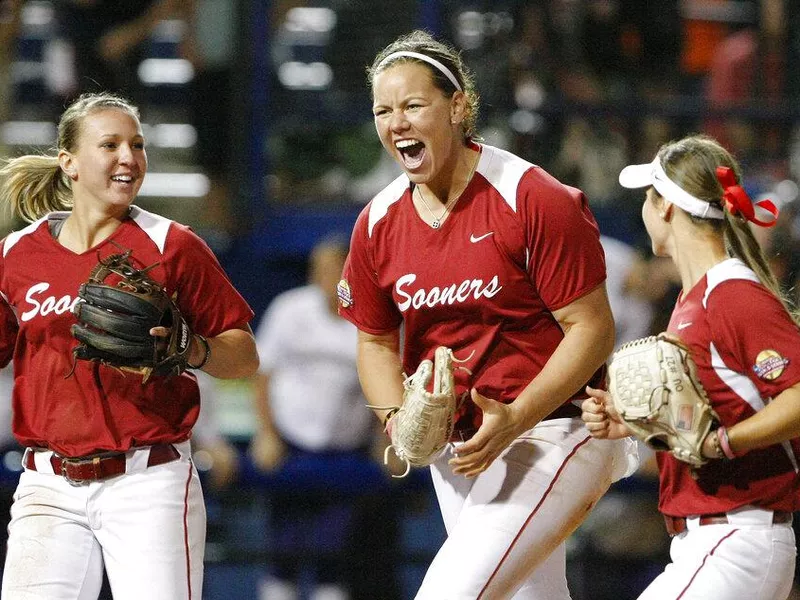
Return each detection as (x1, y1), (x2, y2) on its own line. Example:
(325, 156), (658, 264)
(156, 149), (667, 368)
(619, 159), (725, 220)
(376, 51), (462, 92)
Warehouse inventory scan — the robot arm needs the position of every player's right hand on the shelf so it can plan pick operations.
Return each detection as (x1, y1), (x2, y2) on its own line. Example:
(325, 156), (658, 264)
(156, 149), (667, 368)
(582, 386), (632, 440)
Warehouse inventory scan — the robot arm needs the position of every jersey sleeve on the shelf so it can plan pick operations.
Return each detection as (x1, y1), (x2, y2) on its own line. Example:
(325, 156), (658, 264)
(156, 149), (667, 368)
(338, 205), (402, 334)
(164, 225), (255, 336)
(518, 168), (607, 310)
(708, 280), (800, 397)
(0, 247), (18, 368)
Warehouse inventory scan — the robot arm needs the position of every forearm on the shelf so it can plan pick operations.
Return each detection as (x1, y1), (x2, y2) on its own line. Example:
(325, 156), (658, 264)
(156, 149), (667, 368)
(514, 319), (614, 428)
(194, 326), (258, 379)
(725, 384), (800, 454)
(510, 284), (615, 430)
(356, 329), (405, 422)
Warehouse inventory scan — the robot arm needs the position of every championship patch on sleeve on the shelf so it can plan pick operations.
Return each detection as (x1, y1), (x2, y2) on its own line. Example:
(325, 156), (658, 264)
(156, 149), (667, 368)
(337, 279), (353, 308)
(752, 349), (789, 380)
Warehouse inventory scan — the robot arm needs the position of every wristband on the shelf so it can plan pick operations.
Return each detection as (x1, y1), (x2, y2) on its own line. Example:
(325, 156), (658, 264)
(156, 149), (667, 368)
(709, 431), (725, 460)
(188, 334), (211, 370)
(716, 426), (737, 460)
(383, 407), (399, 429)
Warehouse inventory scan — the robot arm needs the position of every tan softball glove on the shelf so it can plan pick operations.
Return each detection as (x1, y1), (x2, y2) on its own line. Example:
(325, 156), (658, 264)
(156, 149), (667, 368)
(609, 333), (719, 467)
(384, 346), (457, 478)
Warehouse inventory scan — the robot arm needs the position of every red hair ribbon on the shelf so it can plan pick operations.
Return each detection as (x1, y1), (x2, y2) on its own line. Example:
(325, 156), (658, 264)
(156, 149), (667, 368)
(715, 166), (778, 227)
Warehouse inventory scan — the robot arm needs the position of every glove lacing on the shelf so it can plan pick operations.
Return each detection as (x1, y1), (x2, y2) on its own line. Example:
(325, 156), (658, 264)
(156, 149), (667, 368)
(368, 350), (473, 478)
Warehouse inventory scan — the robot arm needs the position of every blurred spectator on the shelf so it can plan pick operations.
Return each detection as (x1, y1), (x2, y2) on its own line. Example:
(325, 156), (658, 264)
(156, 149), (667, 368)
(249, 236), (400, 600)
(704, 0), (788, 162)
(618, 0), (682, 99)
(678, 0), (735, 91)
(48, 0), (188, 105)
(0, 0), (22, 146)
(192, 370), (240, 492)
(552, 116), (628, 205)
(600, 235), (655, 348)
(0, 367), (19, 571)
(182, 0), (240, 242)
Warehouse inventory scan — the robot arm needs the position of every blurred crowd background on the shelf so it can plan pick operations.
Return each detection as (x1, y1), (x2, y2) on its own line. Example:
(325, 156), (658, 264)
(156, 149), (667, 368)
(1, 1), (800, 599)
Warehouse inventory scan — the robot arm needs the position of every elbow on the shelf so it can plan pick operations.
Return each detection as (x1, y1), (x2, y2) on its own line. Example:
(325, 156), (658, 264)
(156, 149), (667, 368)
(237, 341), (260, 378)
(215, 333), (260, 379)
(244, 352), (261, 378)
(586, 319), (616, 368)
(230, 354), (259, 379)
(604, 321), (616, 357)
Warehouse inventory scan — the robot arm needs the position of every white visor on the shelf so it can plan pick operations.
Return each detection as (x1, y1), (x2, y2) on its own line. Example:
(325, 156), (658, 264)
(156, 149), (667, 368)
(619, 159), (725, 220)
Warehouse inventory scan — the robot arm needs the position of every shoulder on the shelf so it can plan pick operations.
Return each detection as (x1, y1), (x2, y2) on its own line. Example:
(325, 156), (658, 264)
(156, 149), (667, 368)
(360, 173), (411, 239)
(127, 205), (176, 255)
(128, 206), (210, 257)
(476, 144), (580, 213)
(475, 144), (535, 212)
(702, 259), (795, 337)
(702, 258), (765, 309)
(2, 216), (52, 259)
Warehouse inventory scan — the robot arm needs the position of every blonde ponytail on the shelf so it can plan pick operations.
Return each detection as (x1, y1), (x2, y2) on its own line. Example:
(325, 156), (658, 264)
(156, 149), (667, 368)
(0, 154), (73, 223)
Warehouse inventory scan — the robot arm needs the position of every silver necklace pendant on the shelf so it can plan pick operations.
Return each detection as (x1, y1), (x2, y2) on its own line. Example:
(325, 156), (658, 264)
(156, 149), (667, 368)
(432, 220), (441, 229)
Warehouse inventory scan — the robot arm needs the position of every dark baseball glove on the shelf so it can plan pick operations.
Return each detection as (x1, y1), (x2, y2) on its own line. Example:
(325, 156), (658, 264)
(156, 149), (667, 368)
(70, 248), (193, 382)
(609, 333), (719, 467)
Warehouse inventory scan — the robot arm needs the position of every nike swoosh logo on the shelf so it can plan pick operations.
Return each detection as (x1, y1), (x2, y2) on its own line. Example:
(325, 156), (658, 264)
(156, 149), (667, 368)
(677, 321), (692, 330)
(470, 232), (494, 243)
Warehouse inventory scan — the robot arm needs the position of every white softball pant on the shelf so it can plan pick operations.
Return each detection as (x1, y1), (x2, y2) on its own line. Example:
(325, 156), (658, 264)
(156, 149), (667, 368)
(1, 441), (206, 600)
(418, 417), (637, 600)
(638, 506), (796, 600)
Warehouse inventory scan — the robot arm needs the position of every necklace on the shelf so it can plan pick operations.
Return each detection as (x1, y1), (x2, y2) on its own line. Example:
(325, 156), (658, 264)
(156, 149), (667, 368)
(417, 186), (458, 229)
(416, 152), (480, 229)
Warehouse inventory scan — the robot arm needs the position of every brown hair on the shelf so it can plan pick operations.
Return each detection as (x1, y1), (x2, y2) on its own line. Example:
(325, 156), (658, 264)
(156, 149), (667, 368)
(0, 92), (141, 223)
(367, 30), (480, 141)
(657, 134), (798, 323)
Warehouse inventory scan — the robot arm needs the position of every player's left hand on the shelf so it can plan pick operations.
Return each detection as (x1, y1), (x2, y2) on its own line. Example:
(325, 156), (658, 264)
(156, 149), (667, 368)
(449, 389), (527, 479)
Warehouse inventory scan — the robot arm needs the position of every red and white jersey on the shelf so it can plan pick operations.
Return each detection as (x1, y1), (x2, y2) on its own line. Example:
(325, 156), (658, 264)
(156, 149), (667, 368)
(0, 206), (254, 456)
(659, 258), (800, 516)
(339, 143), (607, 436)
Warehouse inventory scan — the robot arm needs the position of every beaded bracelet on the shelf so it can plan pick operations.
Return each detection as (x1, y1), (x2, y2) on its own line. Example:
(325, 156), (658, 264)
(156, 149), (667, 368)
(716, 425), (737, 460)
(709, 430), (725, 460)
(188, 334), (211, 370)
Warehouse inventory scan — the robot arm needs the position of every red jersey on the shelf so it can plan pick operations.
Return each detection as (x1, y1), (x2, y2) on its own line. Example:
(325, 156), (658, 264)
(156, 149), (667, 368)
(659, 258), (800, 516)
(339, 143), (607, 436)
(0, 206), (254, 456)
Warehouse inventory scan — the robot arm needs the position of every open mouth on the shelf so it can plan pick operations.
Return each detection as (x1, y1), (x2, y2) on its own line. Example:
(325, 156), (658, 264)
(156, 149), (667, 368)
(396, 139), (426, 170)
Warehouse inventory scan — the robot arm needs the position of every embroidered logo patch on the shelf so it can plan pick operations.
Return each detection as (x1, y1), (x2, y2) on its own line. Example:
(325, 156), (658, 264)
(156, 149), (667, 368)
(753, 349), (789, 380)
(337, 279), (353, 308)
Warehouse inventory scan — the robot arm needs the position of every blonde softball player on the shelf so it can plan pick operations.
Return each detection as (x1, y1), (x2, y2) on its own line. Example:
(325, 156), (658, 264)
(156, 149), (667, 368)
(0, 92), (258, 599)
